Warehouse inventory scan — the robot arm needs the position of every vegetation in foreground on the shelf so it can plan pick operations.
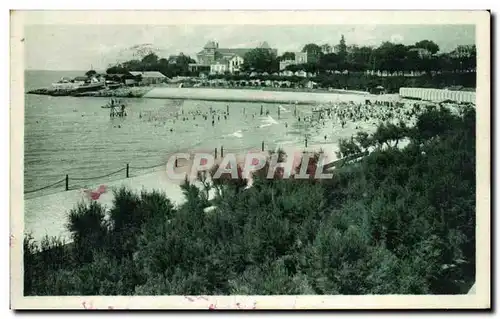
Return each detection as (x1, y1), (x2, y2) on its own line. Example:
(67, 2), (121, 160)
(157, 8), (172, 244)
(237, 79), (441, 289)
(24, 105), (476, 295)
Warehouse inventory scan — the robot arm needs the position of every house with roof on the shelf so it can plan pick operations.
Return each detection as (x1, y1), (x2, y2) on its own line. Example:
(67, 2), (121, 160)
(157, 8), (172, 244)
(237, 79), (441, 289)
(129, 71), (167, 85)
(228, 55), (244, 74)
(208, 53), (245, 75)
(191, 40), (277, 74)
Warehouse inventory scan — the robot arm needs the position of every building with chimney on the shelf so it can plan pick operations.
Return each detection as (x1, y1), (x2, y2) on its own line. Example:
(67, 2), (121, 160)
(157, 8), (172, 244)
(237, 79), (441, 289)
(189, 40), (278, 74)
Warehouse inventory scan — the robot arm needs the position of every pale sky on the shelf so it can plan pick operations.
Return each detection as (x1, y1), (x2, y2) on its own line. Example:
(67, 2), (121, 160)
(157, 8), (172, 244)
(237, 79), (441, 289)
(24, 24), (475, 71)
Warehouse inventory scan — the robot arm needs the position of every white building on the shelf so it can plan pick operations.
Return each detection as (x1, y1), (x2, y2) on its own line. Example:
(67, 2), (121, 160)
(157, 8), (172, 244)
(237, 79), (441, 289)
(228, 55), (244, 73)
(279, 52), (308, 70)
(210, 54), (244, 74)
(295, 52), (308, 64)
(210, 60), (229, 74)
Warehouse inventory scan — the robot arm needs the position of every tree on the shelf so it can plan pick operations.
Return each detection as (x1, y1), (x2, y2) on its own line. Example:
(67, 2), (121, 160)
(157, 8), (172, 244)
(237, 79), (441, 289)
(142, 53), (159, 66)
(279, 52), (296, 61)
(319, 53), (340, 72)
(85, 70), (97, 78)
(242, 48), (279, 73)
(302, 43), (322, 63)
(106, 65), (130, 74)
(335, 35), (348, 62)
(175, 53), (196, 66)
(372, 42), (409, 72)
(414, 40), (440, 55)
(302, 43), (322, 55)
(346, 46), (374, 71)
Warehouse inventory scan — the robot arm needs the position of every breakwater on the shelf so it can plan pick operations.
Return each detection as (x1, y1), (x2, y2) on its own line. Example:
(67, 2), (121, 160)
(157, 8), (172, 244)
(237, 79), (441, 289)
(27, 86), (150, 98)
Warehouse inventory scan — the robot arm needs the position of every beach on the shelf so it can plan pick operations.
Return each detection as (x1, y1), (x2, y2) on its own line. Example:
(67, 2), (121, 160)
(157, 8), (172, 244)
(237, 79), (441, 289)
(24, 70), (409, 243)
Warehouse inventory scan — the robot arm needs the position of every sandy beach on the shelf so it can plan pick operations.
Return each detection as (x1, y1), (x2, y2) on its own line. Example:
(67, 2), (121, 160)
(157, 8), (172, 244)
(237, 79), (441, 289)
(143, 87), (401, 104)
(24, 143), (336, 243)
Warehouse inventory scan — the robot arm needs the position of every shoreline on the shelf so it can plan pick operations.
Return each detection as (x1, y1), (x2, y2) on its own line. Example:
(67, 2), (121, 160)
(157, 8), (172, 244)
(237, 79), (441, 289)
(24, 142), (341, 244)
(26, 85), (390, 105)
(142, 87), (398, 104)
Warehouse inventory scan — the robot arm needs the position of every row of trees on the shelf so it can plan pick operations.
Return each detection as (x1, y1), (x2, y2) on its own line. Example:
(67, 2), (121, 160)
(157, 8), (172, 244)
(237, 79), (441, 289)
(201, 72), (476, 93)
(103, 37), (476, 81)
(24, 104), (475, 295)
(243, 37), (476, 74)
(106, 52), (196, 78)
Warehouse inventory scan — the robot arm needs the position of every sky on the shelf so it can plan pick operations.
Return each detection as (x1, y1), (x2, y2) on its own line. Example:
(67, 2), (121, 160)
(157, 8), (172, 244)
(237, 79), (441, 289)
(24, 24), (475, 71)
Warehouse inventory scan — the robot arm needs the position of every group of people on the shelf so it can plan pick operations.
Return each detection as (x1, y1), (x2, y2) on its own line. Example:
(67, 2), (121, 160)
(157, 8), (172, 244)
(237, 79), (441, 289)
(109, 98), (127, 118)
(132, 99), (438, 147)
(289, 99), (435, 144)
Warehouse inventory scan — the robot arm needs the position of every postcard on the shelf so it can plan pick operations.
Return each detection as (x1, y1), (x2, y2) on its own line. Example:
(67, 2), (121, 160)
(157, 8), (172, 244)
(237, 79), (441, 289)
(10, 10), (490, 310)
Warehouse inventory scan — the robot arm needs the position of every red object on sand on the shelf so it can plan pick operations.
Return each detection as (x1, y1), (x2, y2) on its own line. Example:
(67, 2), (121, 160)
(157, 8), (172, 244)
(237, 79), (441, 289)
(83, 185), (107, 201)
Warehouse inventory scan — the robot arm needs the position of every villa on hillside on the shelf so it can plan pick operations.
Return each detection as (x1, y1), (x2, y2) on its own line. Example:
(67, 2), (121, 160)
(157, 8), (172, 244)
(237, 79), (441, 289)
(189, 40), (278, 75)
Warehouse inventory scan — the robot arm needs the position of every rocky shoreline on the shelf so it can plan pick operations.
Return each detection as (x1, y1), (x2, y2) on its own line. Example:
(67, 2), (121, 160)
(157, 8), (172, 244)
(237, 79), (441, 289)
(27, 86), (151, 98)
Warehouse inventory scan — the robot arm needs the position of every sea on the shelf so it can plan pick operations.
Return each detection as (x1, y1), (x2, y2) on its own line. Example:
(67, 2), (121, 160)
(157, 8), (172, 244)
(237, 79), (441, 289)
(24, 70), (323, 197)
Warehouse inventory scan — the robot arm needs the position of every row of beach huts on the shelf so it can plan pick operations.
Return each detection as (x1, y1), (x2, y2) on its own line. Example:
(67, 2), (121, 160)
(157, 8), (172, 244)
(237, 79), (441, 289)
(399, 87), (476, 104)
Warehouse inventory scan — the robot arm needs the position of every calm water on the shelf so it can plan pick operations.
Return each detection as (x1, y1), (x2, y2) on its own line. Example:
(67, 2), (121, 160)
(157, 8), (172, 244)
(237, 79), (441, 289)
(24, 70), (312, 194)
